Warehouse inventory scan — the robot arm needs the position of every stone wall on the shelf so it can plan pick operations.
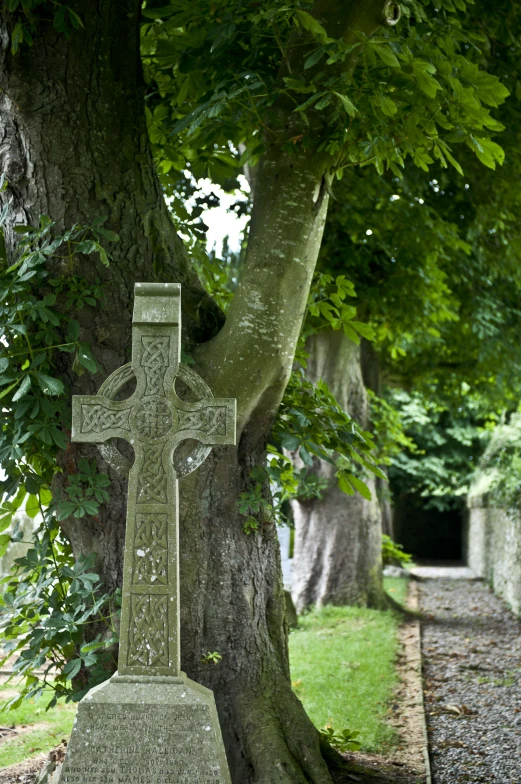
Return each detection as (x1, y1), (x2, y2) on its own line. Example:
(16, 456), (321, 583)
(465, 415), (521, 618)
(466, 494), (521, 617)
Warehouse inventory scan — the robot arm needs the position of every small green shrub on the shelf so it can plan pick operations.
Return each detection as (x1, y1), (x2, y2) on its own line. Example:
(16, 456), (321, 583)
(381, 534), (412, 567)
(319, 724), (362, 753)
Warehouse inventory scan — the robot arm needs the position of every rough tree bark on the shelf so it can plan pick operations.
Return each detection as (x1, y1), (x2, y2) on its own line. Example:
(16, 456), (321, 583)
(361, 341), (395, 538)
(0, 1), (397, 782)
(292, 331), (387, 613)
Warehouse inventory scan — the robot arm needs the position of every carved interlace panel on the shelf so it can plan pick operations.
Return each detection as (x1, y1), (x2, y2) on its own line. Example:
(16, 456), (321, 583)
(133, 514), (168, 585)
(134, 399), (172, 440)
(137, 445), (167, 503)
(80, 405), (131, 434)
(141, 336), (170, 396)
(128, 593), (169, 668)
(177, 406), (227, 436)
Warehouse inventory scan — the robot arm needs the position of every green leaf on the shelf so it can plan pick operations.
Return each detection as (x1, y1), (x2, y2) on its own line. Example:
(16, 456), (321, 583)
(378, 95), (398, 117)
(0, 534), (11, 556)
(67, 319), (80, 341)
(334, 92), (357, 117)
(346, 474), (372, 500)
(34, 373), (65, 397)
(12, 375), (31, 401)
(11, 21), (24, 55)
(141, 6), (179, 19)
(25, 494), (40, 520)
(352, 321), (376, 340)
(467, 136), (505, 170)
(63, 658), (82, 680)
(413, 65), (441, 98)
(372, 44), (400, 68)
(280, 433), (301, 451)
(337, 472), (355, 496)
(76, 348), (97, 374)
(294, 10), (331, 44)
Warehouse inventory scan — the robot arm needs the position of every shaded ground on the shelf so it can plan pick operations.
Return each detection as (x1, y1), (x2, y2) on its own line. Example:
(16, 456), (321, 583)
(420, 577), (521, 784)
(0, 756), (45, 784)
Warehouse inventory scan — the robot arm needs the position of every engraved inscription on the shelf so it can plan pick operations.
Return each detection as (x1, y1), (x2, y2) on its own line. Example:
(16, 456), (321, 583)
(178, 406), (226, 437)
(81, 404), (131, 434)
(60, 704), (228, 784)
(141, 336), (170, 396)
(134, 399), (172, 440)
(128, 593), (169, 667)
(133, 513), (168, 585)
(137, 445), (167, 504)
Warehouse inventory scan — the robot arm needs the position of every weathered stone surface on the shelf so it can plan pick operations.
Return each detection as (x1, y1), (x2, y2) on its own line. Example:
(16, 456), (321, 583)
(59, 675), (232, 784)
(59, 283), (236, 783)
(71, 283), (236, 678)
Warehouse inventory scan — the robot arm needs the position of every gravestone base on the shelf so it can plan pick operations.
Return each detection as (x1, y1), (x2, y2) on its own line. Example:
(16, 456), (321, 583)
(58, 673), (232, 784)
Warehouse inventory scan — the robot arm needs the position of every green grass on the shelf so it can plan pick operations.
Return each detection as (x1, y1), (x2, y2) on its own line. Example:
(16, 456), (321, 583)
(288, 577), (408, 753)
(0, 684), (77, 769)
(384, 575), (409, 606)
(0, 577), (408, 768)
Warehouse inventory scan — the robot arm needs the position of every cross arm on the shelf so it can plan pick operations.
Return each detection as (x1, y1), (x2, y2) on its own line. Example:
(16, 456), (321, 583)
(172, 397), (236, 448)
(71, 395), (134, 445)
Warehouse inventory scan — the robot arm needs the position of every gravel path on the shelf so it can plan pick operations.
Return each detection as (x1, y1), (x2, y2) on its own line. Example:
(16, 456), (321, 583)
(420, 578), (521, 784)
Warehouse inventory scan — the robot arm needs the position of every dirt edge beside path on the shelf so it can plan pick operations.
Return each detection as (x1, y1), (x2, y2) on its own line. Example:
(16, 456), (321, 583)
(384, 581), (431, 784)
(342, 580), (431, 784)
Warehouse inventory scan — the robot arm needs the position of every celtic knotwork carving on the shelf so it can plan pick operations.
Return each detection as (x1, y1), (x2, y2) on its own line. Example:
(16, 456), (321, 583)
(137, 445), (167, 503)
(81, 404), (131, 434)
(98, 363), (135, 399)
(133, 514), (168, 585)
(128, 593), (169, 667)
(134, 399), (172, 440)
(141, 336), (170, 396)
(177, 406), (227, 437)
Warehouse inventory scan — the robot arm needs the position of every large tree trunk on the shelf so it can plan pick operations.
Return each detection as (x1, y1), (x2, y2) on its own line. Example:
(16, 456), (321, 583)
(292, 331), (386, 612)
(361, 341), (395, 538)
(0, 2), (395, 783)
(0, 0), (219, 595)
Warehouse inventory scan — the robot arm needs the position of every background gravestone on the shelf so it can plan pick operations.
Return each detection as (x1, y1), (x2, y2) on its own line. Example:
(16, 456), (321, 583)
(58, 283), (235, 784)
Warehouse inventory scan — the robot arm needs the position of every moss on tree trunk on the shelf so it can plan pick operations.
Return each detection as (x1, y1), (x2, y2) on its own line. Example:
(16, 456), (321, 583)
(291, 331), (386, 612)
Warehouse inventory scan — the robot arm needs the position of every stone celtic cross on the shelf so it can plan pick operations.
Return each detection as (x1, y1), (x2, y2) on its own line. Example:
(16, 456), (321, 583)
(71, 283), (236, 678)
